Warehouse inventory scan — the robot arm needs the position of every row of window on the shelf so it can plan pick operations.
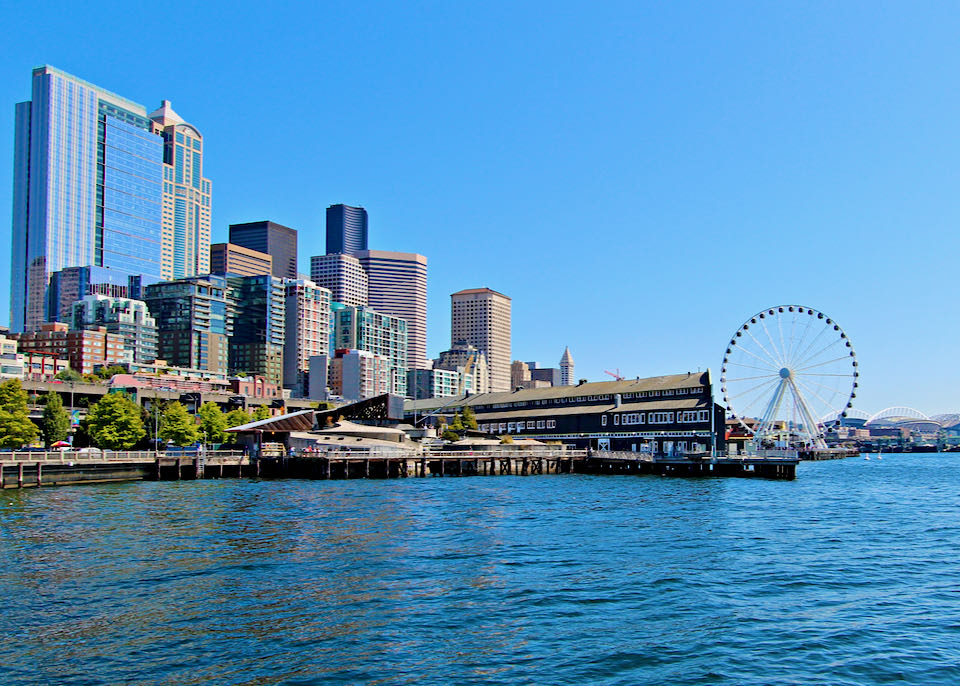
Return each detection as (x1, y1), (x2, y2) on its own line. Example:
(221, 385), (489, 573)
(479, 420), (557, 434)
(479, 387), (704, 411)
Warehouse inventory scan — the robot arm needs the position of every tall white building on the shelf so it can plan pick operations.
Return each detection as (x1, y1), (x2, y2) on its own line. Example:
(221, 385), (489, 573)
(310, 253), (368, 307)
(149, 100), (212, 280)
(283, 279), (332, 395)
(560, 346), (575, 386)
(356, 250), (427, 370)
(450, 288), (511, 393)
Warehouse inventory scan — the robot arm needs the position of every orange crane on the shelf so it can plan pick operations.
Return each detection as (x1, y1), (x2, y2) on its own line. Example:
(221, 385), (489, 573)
(604, 369), (624, 381)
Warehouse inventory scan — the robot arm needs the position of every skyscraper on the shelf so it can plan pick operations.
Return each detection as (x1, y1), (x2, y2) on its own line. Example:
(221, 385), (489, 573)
(326, 204), (368, 255)
(143, 275), (233, 375)
(332, 303), (408, 397)
(356, 250), (427, 369)
(229, 221), (298, 279)
(283, 279), (332, 395)
(11, 66), (168, 331)
(309, 253), (368, 306)
(560, 346), (575, 386)
(228, 274), (287, 384)
(149, 100), (212, 280)
(210, 243), (273, 277)
(450, 288), (511, 392)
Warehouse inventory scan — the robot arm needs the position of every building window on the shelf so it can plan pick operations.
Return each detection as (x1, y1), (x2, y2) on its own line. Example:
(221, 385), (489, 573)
(613, 414), (620, 425)
(601, 415), (607, 426)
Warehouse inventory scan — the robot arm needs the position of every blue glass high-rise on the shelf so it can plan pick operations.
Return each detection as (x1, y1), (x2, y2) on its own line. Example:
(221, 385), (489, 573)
(326, 204), (368, 255)
(11, 66), (165, 331)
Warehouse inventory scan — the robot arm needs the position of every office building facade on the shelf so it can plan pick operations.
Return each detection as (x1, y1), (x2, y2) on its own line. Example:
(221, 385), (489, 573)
(149, 100), (211, 280)
(210, 243), (273, 277)
(11, 66), (169, 331)
(356, 250), (427, 370)
(143, 275), (233, 375)
(13, 322), (129, 375)
(228, 274), (286, 385)
(229, 221), (298, 279)
(332, 303), (407, 397)
(70, 294), (158, 363)
(326, 204), (368, 255)
(326, 349), (391, 402)
(309, 252), (368, 307)
(283, 279), (332, 395)
(450, 288), (511, 393)
(434, 339), (489, 395)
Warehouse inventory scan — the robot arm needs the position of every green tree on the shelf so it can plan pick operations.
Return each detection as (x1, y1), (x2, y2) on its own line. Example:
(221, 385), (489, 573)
(40, 391), (71, 446)
(55, 368), (83, 382)
(225, 408), (251, 428)
(461, 406), (478, 430)
(86, 392), (145, 450)
(252, 405), (272, 421)
(95, 364), (128, 380)
(197, 402), (228, 445)
(449, 412), (465, 432)
(500, 435), (514, 444)
(0, 379), (39, 448)
(159, 402), (201, 447)
(442, 429), (461, 442)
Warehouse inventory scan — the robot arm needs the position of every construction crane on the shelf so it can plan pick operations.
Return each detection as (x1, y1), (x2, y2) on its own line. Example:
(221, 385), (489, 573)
(457, 351), (477, 396)
(604, 369), (624, 381)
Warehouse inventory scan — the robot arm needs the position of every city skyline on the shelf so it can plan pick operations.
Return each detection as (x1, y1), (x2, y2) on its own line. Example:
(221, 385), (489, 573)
(1, 4), (959, 411)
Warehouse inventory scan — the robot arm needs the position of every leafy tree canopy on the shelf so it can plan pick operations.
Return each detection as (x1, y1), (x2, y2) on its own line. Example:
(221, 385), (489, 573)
(0, 379), (39, 448)
(252, 405), (272, 421)
(55, 368), (83, 382)
(159, 402), (200, 447)
(87, 393), (145, 450)
(41, 391), (71, 446)
(197, 402), (228, 444)
(225, 408), (251, 428)
(461, 406), (478, 430)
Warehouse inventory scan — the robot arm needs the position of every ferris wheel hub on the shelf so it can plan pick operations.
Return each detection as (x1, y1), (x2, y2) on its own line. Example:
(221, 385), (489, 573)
(779, 367), (792, 379)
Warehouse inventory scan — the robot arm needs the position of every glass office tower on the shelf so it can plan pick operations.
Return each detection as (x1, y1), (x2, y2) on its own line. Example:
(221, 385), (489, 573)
(11, 66), (164, 331)
(326, 204), (368, 255)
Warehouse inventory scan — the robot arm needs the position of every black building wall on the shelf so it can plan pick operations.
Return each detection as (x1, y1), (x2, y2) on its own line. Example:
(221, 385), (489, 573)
(229, 221), (298, 280)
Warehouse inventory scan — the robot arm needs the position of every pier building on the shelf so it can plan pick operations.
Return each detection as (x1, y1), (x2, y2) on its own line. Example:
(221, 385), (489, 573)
(404, 371), (725, 454)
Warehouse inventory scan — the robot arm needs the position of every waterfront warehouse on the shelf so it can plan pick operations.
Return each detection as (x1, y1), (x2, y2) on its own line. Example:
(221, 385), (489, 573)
(404, 371), (726, 455)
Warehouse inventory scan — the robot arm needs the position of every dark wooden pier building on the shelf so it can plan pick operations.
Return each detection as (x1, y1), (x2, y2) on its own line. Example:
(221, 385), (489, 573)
(404, 371), (726, 455)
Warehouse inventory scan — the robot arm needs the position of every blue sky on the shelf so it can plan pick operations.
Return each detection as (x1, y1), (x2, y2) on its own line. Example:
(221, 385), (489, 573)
(1, 1), (957, 413)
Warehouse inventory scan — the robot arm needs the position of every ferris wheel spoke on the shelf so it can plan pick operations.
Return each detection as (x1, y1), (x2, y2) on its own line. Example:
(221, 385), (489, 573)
(796, 376), (846, 405)
(796, 355), (852, 372)
(794, 337), (844, 369)
(790, 323), (830, 371)
(723, 373), (779, 383)
(758, 318), (785, 366)
(793, 377), (842, 416)
(732, 382), (784, 423)
(727, 376), (780, 401)
(742, 328), (784, 369)
(776, 313), (788, 365)
(786, 312), (815, 367)
(725, 360), (782, 373)
(732, 345), (782, 371)
(796, 373), (852, 377)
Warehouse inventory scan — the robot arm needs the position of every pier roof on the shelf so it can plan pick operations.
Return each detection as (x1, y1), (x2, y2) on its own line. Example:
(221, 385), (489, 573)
(404, 371), (711, 413)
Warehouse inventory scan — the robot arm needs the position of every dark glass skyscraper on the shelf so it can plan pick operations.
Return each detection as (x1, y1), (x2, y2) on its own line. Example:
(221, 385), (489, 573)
(326, 204), (368, 255)
(228, 221), (298, 279)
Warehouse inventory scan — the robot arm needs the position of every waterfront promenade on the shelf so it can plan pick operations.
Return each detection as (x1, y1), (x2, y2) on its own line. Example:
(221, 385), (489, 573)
(0, 448), (798, 488)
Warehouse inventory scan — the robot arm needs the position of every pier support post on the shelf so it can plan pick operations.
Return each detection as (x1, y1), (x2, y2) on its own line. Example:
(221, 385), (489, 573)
(37, 463), (42, 487)
(176, 457), (181, 480)
(18, 462), (23, 488)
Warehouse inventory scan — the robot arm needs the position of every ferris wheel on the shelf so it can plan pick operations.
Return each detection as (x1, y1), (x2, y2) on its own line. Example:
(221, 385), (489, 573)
(721, 306), (858, 449)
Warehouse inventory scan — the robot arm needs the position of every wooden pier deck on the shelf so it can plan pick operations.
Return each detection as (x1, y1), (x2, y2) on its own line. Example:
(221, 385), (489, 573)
(0, 448), (799, 489)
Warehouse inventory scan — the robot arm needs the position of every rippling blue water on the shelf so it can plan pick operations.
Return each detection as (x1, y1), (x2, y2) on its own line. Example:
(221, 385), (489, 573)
(2, 453), (959, 685)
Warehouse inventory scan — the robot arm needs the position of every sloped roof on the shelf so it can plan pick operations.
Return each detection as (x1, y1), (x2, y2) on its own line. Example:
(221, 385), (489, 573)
(226, 409), (315, 433)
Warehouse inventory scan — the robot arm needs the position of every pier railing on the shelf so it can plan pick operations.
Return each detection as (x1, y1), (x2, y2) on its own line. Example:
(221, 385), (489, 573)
(0, 450), (246, 463)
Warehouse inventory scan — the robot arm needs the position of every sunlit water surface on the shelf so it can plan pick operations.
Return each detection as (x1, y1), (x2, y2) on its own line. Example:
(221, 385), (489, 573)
(2, 453), (959, 685)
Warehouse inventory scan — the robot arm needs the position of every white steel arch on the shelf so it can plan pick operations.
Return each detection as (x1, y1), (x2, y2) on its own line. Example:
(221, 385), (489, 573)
(866, 407), (930, 424)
